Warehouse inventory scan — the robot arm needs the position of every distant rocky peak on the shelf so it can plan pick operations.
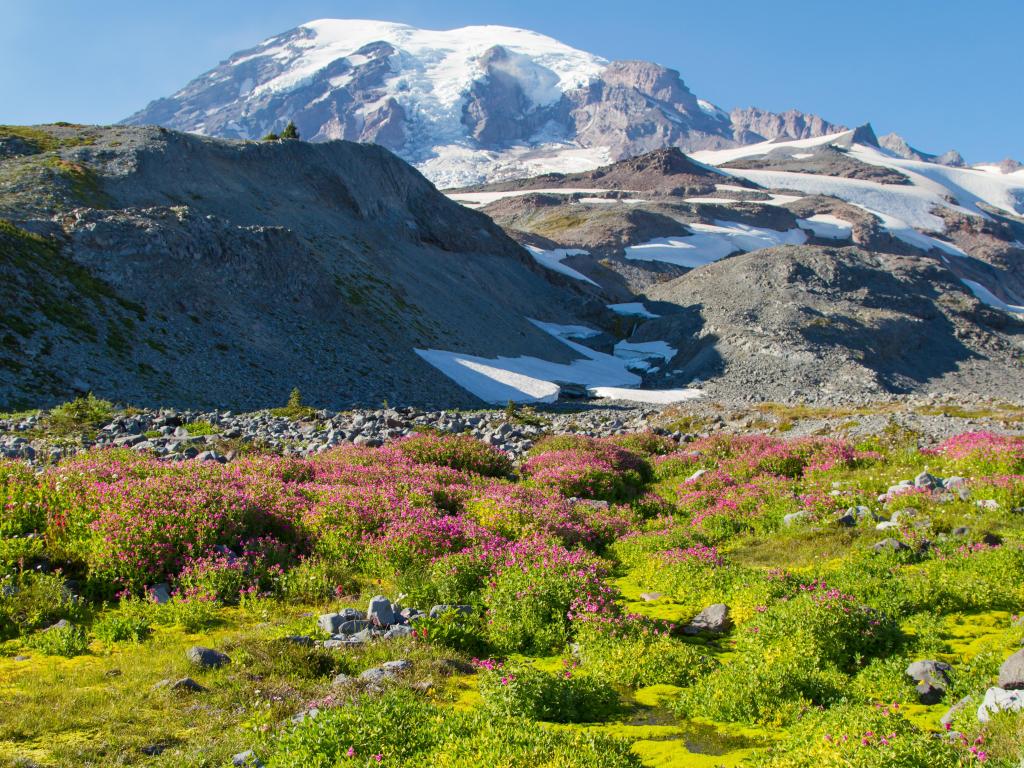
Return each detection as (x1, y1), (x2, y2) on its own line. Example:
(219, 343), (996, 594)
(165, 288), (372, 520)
(997, 157), (1024, 173)
(730, 106), (846, 144)
(599, 60), (701, 113)
(879, 132), (965, 167)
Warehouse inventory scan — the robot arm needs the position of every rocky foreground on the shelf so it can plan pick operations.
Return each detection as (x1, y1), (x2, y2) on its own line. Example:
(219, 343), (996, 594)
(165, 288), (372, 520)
(3, 392), (1023, 466)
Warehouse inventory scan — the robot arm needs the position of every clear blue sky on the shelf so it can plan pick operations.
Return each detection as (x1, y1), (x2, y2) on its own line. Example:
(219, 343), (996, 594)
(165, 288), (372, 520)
(2, 0), (1020, 162)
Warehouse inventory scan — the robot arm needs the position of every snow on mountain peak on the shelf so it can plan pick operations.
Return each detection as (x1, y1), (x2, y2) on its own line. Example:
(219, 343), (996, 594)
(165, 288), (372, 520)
(124, 19), (847, 186)
(251, 19), (607, 106)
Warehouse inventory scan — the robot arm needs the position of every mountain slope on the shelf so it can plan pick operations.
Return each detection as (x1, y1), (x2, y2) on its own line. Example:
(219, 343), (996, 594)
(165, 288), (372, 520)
(437, 128), (1024, 401)
(0, 123), (598, 410)
(123, 19), (842, 187)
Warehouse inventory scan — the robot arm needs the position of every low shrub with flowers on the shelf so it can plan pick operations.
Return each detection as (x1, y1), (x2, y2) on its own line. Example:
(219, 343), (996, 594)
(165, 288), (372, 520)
(675, 648), (850, 725)
(738, 583), (901, 671)
(483, 538), (614, 655)
(523, 436), (652, 502)
(765, 701), (989, 768)
(968, 474), (1024, 512)
(927, 432), (1024, 475)
(464, 482), (636, 549)
(411, 607), (486, 654)
(476, 658), (619, 723)
(1, 462), (47, 536)
(631, 545), (788, 621)
(673, 583), (900, 725)
(391, 433), (513, 477)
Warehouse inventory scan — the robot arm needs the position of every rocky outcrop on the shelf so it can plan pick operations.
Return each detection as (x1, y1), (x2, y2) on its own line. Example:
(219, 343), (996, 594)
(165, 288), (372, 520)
(564, 61), (735, 158)
(879, 132), (965, 167)
(643, 245), (1024, 402)
(729, 107), (845, 143)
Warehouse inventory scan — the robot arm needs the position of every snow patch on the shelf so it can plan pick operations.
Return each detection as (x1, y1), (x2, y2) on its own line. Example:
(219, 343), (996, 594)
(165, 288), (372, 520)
(614, 340), (677, 364)
(962, 279), (1024, 314)
(608, 302), (659, 318)
(416, 319), (687, 404)
(797, 214), (853, 240)
(528, 320), (602, 340)
(589, 387), (703, 404)
(524, 245), (599, 286)
(624, 221), (807, 268)
(447, 187), (616, 207)
(415, 350), (561, 403)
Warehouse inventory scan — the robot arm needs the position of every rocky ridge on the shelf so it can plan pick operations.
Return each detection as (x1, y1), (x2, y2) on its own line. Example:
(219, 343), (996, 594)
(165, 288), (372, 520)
(0, 123), (601, 411)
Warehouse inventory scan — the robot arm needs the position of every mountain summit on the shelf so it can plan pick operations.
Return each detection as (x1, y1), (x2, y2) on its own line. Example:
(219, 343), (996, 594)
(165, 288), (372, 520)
(123, 19), (838, 186)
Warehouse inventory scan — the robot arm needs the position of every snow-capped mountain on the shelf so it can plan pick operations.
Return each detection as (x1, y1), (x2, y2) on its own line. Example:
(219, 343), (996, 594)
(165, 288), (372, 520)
(123, 19), (838, 187)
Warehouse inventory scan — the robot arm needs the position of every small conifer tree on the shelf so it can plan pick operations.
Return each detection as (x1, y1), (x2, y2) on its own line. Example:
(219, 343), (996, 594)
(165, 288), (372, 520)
(280, 121), (300, 140)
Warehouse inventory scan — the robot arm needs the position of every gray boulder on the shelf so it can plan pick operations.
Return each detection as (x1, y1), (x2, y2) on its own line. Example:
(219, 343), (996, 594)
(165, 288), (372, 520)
(940, 695), (972, 726)
(872, 538), (909, 554)
(683, 603), (731, 635)
(147, 583), (172, 604)
(359, 659), (411, 684)
(186, 646), (230, 668)
(906, 660), (951, 704)
(367, 595), (396, 626)
(160, 677), (207, 693)
(318, 613), (345, 634)
(232, 750), (264, 767)
(782, 511), (807, 527)
(977, 687), (1024, 722)
(338, 620), (371, 635)
(998, 648), (1024, 690)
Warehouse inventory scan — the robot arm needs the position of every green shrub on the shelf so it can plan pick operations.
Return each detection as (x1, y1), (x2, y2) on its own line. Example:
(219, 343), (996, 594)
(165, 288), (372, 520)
(411, 608), (485, 654)
(401, 552), (491, 609)
(738, 588), (901, 672)
(270, 387), (317, 420)
(182, 419), (216, 436)
(92, 609), (152, 644)
(0, 462), (46, 536)
(147, 597), (220, 633)
(0, 570), (84, 639)
(674, 651), (846, 725)
(484, 557), (606, 655)
(575, 619), (716, 688)
(231, 637), (344, 680)
(477, 660), (619, 723)
(46, 393), (114, 435)
(608, 431), (676, 456)
(278, 557), (356, 604)
(27, 621), (90, 657)
(268, 689), (640, 768)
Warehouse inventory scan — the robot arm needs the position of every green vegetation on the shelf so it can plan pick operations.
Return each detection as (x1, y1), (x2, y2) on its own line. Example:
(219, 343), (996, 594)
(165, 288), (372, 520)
(45, 393), (114, 436)
(0, 428), (1021, 766)
(269, 387), (318, 421)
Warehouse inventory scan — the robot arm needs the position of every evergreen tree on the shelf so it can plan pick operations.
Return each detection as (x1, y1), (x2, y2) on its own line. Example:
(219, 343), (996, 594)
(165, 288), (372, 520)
(280, 121), (300, 140)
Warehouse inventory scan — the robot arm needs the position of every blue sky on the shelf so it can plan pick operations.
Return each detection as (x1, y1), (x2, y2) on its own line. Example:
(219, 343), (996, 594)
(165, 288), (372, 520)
(2, 0), (1020, 162)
